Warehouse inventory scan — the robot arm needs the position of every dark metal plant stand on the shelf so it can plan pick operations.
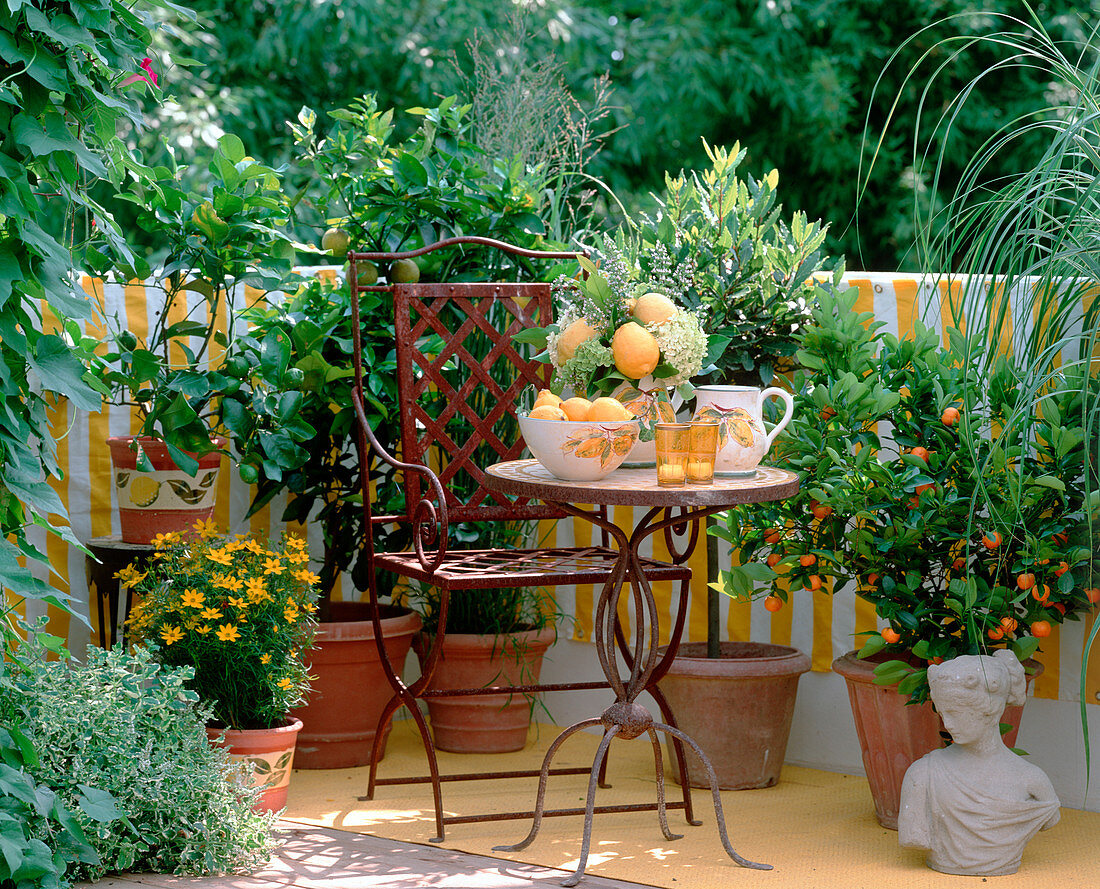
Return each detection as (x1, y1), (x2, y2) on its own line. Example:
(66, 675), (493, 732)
(484, 461), (799, 887)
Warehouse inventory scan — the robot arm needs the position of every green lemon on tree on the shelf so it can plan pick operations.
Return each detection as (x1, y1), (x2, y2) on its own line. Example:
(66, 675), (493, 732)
(321, 227), (351, 259)
(390, 258), (420, 283)
(238, 463), (259, 484)
(354, 260), (379, 286)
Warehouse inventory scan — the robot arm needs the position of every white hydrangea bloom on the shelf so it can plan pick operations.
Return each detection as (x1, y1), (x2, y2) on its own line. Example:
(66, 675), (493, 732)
(652, 308), (708, 388)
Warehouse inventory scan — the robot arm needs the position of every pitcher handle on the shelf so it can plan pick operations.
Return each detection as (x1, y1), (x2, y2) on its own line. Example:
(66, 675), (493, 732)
(759, 387), (795, 451)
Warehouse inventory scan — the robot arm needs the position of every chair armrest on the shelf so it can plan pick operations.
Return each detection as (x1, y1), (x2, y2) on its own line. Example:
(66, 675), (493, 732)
(352, 390), (449, 574)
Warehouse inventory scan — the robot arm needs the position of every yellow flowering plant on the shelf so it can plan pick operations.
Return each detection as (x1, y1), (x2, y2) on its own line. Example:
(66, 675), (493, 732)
(125, 522), (319, 730)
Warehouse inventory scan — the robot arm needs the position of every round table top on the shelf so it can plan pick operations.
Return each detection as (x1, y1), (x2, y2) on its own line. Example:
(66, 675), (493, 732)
(485, 460), (799, 507)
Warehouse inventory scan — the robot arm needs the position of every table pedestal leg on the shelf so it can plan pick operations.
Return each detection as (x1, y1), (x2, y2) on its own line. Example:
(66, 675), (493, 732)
(495, 702), (771, 886)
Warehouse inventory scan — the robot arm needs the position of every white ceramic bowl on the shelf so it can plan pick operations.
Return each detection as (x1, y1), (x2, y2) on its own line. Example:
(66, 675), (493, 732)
(518, 413), (640, 481)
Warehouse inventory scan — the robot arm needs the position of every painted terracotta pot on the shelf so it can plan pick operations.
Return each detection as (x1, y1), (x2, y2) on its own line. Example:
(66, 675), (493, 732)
(206, 717), (302, 813)
(832, 650), (1041, 829)
(659, 641), (811, 790)
(291, 602), (420, 769)
(107, 435), (225, 544)
(415, 627), (556, 753)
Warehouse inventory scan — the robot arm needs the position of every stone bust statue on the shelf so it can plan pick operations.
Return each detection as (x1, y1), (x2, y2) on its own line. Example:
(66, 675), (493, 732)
(898, 650), (1059, 875)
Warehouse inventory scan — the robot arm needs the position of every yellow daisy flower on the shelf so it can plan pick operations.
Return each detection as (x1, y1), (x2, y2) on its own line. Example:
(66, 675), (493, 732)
(215, 623), (240, 642)
(192, 518), (219, 539)
(195, 625), (211, 635)
(181, 588), (205, 609)
(286, 535), (306, 550)
(228, 596), (247, 609)
(159, 625), (183, 645)
(200, 607), (223, 621)
(114, 565), (147, 586)
(260, 653), (271, 665)
(277, 677), (294, 690)
(288, 551), (310, 565)
(283, 609), (298, 624)
(263, 557), (285, 576)
(206, 548), (233, 566)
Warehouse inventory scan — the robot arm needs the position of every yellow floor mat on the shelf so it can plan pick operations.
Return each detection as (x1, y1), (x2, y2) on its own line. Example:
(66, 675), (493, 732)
(284, 719), (1098, 888)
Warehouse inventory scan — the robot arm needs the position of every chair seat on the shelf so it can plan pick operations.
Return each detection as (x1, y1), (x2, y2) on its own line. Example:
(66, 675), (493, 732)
(374, 546), (692, 590)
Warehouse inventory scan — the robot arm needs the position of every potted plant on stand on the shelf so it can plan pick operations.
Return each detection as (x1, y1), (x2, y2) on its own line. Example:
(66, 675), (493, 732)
(730, 282), (1098, 828)
(125, 524), (319, 812)
(88, 133), (297, 544)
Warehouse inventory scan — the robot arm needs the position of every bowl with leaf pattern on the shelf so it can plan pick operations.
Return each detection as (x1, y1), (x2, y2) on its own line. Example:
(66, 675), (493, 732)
(518, 414), (640, 481)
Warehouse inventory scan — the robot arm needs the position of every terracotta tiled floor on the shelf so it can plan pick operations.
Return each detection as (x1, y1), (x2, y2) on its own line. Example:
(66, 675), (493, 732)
(78, 821), (643, 889)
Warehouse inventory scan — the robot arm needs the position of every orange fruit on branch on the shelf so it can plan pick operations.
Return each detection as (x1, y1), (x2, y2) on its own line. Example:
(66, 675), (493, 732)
(764, 595), (784, 613)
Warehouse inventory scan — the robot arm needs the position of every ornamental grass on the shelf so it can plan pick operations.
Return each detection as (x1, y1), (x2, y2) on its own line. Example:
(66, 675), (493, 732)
(125, 521), (319, 730)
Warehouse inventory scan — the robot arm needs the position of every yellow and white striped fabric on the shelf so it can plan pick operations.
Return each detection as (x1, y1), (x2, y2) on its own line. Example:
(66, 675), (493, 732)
(22, 271), (1099, 707)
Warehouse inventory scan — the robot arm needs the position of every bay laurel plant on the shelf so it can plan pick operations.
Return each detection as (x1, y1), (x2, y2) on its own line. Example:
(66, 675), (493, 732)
(619, 140), (832, 387)
(126, 526), (319, 730)
(0, 635), (274, 882)
(712, 284), (1099, 703)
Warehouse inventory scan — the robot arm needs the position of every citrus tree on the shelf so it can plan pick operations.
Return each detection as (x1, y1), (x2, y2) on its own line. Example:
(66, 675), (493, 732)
(713, 284), (1099, 702)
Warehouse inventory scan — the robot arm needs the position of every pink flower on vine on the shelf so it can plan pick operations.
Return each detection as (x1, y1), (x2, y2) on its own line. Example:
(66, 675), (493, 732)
(122, 57), (158, 88)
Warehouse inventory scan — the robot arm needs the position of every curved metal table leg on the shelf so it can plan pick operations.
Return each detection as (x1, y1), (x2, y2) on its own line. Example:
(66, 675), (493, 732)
(561, 725), (622, 888)
(492, 718), (603, 853)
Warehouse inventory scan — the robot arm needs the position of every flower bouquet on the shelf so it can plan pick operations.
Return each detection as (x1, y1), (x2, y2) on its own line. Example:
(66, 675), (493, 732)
(125, 523), (319, 731)
(517, 242), (710, 452)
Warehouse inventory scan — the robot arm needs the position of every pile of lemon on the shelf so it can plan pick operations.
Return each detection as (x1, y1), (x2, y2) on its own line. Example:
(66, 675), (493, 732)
(528, 390), (634, 422)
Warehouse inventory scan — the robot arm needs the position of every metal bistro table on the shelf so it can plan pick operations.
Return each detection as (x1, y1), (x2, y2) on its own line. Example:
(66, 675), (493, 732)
(483, 459), (799, 886)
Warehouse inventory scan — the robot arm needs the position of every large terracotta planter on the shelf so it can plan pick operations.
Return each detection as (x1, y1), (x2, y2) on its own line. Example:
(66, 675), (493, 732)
(415, 627), (556, 753)
(292, 601), (420, 769)
(206, 717), (302, 813)
(107, 435), (225, 544)
(658, 641), (811, 790)
(832, 650), (1041, 829)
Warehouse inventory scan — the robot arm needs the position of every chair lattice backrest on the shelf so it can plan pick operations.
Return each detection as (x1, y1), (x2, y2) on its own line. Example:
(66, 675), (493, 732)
(392, 281), (563, 525)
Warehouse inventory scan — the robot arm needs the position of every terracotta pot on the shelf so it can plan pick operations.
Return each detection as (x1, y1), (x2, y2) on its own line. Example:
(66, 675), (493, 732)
(415, 627), (556, 753)
(292, 602), (420, 769)
(107, 435), (225, 544)
(206, 717), (302, 813)
(832, 650), (1042, 829)
(658, 641), (811, 790)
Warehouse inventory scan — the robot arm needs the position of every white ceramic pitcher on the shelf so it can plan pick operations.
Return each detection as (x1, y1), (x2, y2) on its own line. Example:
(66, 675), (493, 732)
(691, 385), (795, 477)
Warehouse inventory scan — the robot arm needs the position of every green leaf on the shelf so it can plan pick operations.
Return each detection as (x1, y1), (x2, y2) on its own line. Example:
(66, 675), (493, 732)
(76, 785), (122, 823)
(872, 659), (914, 686)
(27, 334), (102, 410)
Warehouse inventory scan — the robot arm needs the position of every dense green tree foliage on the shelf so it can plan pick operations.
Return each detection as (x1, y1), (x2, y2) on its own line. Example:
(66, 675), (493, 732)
(132, 1), (1098, 271)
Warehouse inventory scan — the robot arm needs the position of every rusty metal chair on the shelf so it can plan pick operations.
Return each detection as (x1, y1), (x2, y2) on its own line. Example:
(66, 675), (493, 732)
(348, 236), (696, 842)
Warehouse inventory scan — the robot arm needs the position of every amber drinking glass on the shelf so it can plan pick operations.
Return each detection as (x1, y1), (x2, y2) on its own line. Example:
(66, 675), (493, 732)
(687, 420), (720, 484)
(655, 423), (690, 487)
